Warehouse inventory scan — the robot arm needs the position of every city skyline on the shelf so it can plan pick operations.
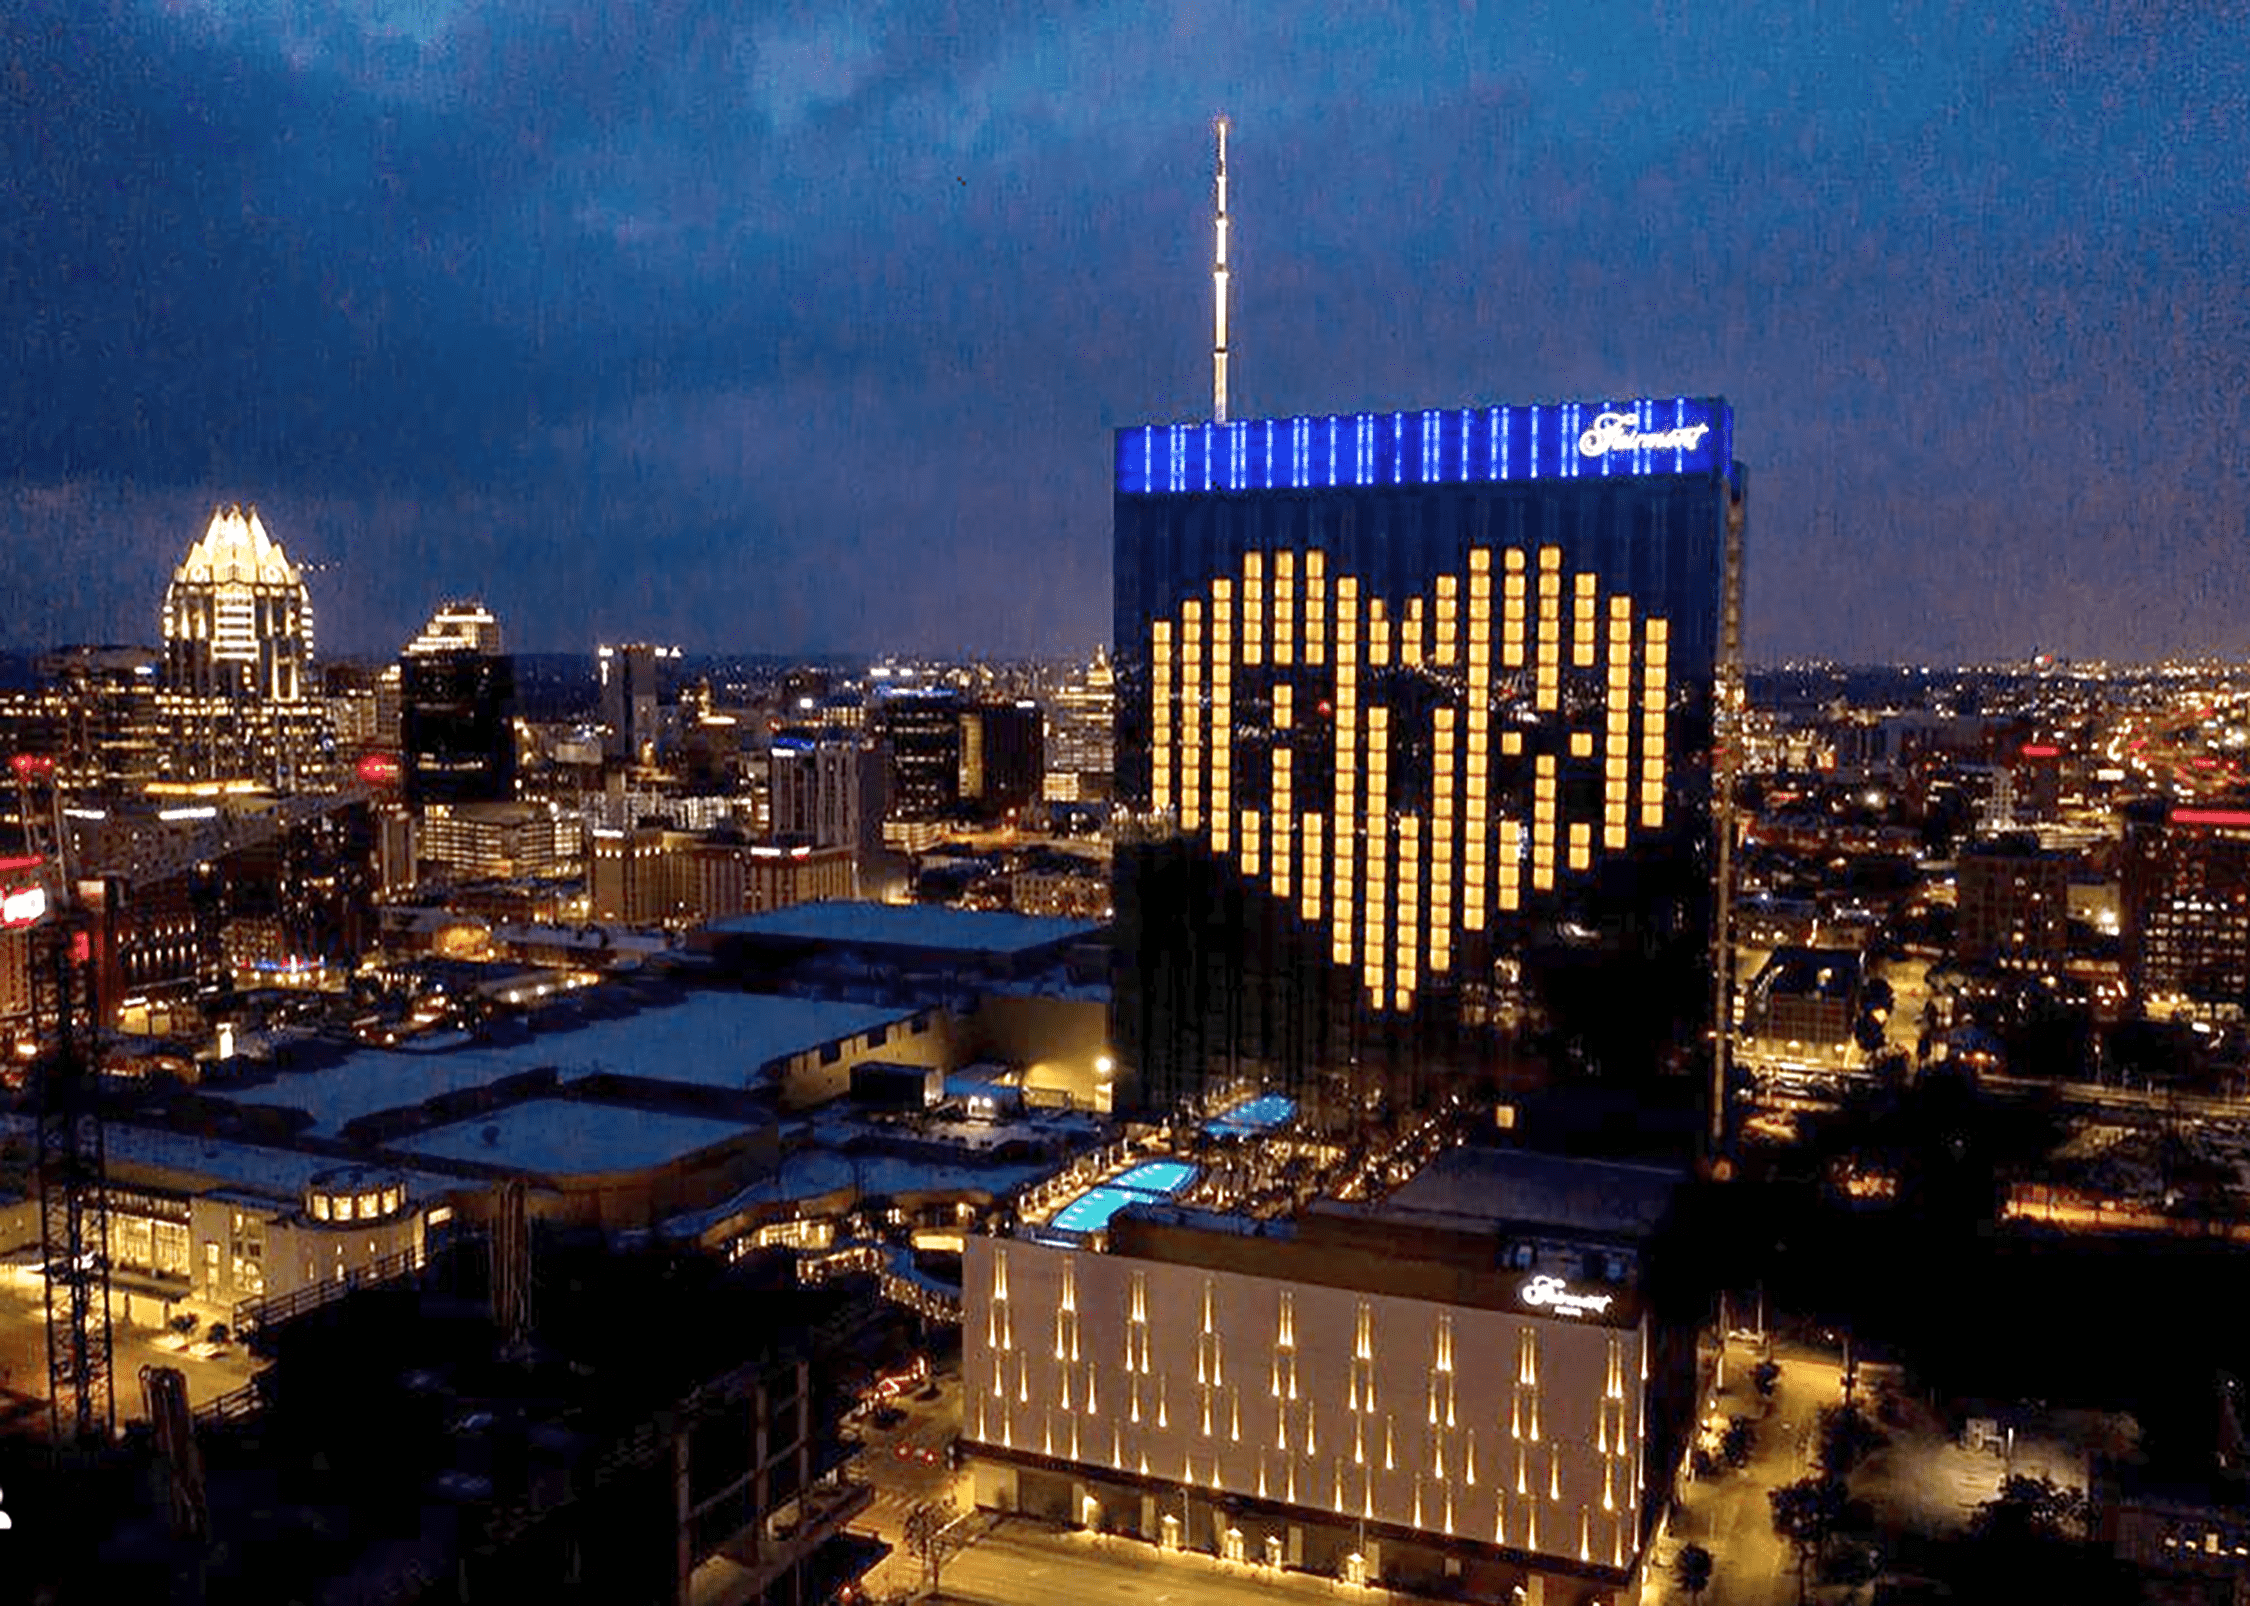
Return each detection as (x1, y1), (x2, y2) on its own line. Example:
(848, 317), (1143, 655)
(5, 5), (2247, 662)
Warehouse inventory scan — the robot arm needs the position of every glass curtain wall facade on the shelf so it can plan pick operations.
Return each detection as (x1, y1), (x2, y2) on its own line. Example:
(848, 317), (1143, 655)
(1113, 401), (1745, 1132)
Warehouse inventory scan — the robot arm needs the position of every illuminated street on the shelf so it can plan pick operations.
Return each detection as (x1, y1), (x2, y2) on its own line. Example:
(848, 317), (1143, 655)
(927, 1520), (1389, 1606)
(0, 1286), (260, 1428)
(1651, 1337), (1847, 1606)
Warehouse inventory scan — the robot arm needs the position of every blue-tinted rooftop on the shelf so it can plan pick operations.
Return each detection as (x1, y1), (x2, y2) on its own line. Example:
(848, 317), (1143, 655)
(706, 900), (1098, 956)
(1117, 398), (1733, 496)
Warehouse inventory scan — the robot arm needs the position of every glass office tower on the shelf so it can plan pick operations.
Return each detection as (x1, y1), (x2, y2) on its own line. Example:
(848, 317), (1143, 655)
(1113, 400), (1745, 1136)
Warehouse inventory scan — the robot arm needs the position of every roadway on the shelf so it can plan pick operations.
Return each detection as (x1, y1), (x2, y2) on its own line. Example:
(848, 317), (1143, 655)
(928, 1519), (1376, 1606)
(1652, 1337), (1848, 1606)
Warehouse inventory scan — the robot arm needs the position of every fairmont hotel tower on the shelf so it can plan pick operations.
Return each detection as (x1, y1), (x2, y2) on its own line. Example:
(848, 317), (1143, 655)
(1112, 400), (1746, 1136)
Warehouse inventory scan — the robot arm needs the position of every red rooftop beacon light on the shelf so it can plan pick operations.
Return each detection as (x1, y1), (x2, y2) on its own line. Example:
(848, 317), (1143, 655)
(9, 753), (55, 781)
(356, 751), (403, 788)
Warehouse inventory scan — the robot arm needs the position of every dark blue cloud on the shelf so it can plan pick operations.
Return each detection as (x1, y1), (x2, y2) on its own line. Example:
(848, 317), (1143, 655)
(1, 0), (2245, 661)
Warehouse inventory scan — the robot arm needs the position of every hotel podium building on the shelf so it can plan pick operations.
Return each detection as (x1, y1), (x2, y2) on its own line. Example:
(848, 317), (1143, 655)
(1112, 400), (1746, 1129)
(962, 1147), (1693, 1605)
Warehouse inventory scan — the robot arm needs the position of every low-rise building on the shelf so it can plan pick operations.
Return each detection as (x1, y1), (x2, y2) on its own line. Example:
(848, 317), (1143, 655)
(961, 1145), (1693, 1604)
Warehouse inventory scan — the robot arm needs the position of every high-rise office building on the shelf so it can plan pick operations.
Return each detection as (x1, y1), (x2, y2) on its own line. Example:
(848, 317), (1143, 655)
(598, 643), (661, 765)
(399, 601), (517, 806)
(404, 599), (504, 657)
(875, 687), (964, 822)
(157, 505), (328, 788)
(2123, 800), (2250, 1017)
(1956, 834), (2068, 971)
(962, 701), (1046, 816)
(1045, 649), (1117, 803)
(1113, 401), (1745, 1134)
(770, 731), (869, 851)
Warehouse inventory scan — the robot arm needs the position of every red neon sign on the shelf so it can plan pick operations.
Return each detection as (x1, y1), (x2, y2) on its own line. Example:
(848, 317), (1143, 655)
(355, 752), (402, 787)
(2173, 808), (2250, 829)
(2019, 744), (2061, 760)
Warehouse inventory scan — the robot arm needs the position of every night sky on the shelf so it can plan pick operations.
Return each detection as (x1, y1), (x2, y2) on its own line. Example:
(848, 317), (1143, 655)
(4, 2), (2245, 664)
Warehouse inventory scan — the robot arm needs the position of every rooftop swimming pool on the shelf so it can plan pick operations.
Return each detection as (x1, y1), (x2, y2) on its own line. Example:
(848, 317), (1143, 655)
(1202, 1093), (1296, 1139)
(1043, 1158), (1200, 1237)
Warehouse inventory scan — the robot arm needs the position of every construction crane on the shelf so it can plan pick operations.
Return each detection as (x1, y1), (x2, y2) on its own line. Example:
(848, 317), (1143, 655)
(8, 750), (115, 1448)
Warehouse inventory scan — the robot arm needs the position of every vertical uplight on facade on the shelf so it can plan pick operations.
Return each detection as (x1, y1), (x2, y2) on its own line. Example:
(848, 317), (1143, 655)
(1431, 706), (1457, 974)
(1332, 577), (1362, 968)
(1605, 597), (1632, 851)
(1271, 683), (1295, 902)
(1465, 549), (1494, 931)
(1364, 702), (1391, 1004)
(1211, 581), (1234, 853)
(1641, 618), (1668, 830)
(1534, 547), (1562, 711)
(1243, 551), (1265, 667)
(1151, 621), (1174, 814)
(1182, 601), (1205, 832)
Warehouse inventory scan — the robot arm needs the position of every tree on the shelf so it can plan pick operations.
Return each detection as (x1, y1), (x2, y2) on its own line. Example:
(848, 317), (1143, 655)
(1674, 1542), (1714, 1602)
(1770, 1475), (1847, 1605)
(1965, 1475), (2104, 1601)
(1971, 1475), (2088, 1544)
(1721, 1416), (1755, 1468)
(1752, 1359), (1782, 1398)
(904, 1497), (967, 1594)
(1816, 1403), (1887, 1479)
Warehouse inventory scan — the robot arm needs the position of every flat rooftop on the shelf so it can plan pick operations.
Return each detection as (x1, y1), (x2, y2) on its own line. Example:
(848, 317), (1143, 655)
(388, 1099), (759, 1178)
(707, 900), (1098, 957)
(215, 991), (917, 1136)
(0, 1115), (466, 1210)
(1374, 1146), (1686, 1242)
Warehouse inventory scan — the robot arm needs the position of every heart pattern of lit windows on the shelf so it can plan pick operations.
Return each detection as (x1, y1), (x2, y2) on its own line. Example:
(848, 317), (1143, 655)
(1147, 545), (1673, 1009)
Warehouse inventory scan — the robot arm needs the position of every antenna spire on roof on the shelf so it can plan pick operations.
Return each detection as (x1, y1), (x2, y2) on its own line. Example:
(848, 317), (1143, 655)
(1212, 115), (1231, 425)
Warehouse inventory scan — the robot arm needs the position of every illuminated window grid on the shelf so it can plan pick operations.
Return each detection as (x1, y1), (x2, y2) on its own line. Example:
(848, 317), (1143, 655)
(1270, 749), (1293, 901)
(1465, 551), (1493, 930)
(1572, 573), (1597, 668)
(1497, 816), (1520, 911)
(1243, 551), (1264, 666)
(1569, 822), (1591, 873)
(1435, 575), (1459, 666)
(1331, 578), (1361, 965)
(1396, 812), (1420, 1008)
(1535, 546), (1562, 710)
(1241, 809), (1262, 877)
(1151, 620), (1175, 813)
(1604, 599), (1632, 849)
(1301, 810), (1325, 924)
(1211, 580), (1234, 853)
(1368, 599), (1391, 668)
(1181, 601), (1203, 831)
(1305, 551), (1327, 666)
(1431, 707), (1457, 972)
(1402, 598), (1425, 668)
(1362, 702), (1390, 1000)
(1501, 548), (1526, 669)
(1641, 618), (1669, 829)
(1255, 555), (1289, 674)
(1532, 755), (1557, 892)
